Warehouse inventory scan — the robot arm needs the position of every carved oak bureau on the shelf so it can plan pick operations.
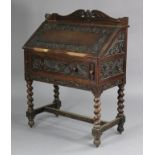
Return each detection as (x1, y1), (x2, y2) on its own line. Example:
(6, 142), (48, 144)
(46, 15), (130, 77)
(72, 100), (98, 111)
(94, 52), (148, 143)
(23, 10), (129, 147)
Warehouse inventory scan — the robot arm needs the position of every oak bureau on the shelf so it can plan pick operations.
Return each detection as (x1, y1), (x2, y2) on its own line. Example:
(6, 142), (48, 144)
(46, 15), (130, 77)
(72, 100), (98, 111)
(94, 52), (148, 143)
(23, 10), (129, 147)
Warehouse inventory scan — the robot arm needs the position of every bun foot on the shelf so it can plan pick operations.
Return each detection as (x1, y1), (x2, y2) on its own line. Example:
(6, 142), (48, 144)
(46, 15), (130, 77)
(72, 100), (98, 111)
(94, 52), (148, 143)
(117, 125), (124, 134)
(117, 116), (125, 134)
(94, 138), (101, 147)
(28, 120), (34, 128)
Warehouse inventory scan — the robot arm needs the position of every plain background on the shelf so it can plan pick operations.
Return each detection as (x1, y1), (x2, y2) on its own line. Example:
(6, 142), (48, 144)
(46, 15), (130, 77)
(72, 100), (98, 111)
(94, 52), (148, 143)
(11, 0), (143, 155)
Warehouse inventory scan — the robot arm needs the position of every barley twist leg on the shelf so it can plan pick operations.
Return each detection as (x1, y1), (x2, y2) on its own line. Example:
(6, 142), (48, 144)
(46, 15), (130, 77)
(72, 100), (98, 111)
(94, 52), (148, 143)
(53, 85), (61, 116)
(92, 96), (102, 147)
(117, 84), (125, 133)
(26, 80), (35, 128)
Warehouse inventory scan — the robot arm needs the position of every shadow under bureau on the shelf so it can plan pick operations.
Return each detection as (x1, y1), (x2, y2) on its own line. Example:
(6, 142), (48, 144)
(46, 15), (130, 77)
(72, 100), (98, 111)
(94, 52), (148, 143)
(23, 10), (129, 147)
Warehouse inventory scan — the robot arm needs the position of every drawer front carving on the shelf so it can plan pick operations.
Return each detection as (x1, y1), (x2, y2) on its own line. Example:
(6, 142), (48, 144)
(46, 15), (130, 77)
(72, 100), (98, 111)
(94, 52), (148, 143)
(105, 31), (125, 56)
(101, 58), (124, 79)
(31, 56), (95, 80)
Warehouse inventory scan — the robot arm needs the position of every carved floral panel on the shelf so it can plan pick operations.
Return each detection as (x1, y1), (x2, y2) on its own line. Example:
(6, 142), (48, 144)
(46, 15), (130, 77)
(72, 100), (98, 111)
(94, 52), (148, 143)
(32, 56), (93, 80)
(105, 31), (125, 56)
(25, 22), (118, 55)
(101, 58), (124, 79)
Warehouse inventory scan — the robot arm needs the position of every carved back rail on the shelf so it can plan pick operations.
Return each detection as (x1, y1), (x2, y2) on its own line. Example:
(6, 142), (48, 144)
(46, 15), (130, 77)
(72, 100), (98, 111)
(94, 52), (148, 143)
(45, 10), (128, 26)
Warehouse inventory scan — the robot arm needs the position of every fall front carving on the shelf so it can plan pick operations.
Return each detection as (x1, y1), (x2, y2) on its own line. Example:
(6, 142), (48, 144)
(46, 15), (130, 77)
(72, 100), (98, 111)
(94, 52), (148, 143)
(23, 9), (129, 147)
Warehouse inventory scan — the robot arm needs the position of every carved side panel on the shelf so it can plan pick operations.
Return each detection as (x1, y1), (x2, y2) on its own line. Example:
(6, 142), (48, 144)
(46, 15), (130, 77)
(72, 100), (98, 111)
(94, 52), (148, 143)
(101, 58), (124, 80)
(32, 55), (94, 80)
(105, 31), (125, 56)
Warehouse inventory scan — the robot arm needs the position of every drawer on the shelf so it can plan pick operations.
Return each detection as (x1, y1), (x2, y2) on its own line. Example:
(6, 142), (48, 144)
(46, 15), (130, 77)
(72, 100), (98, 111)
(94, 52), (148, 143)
(31, 55), (95, 80)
